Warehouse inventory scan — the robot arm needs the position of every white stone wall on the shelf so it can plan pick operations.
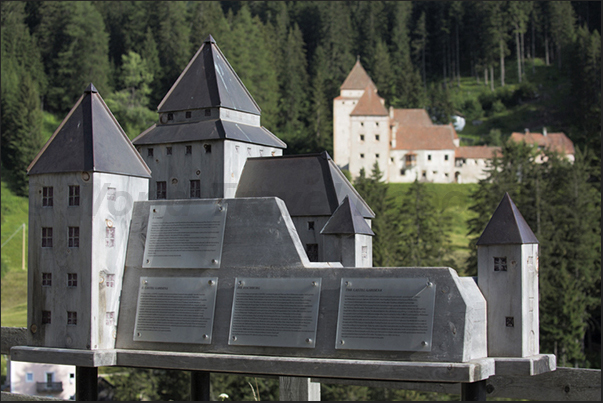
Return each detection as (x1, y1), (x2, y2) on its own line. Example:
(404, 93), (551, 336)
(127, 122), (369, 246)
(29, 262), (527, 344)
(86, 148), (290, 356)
(348, 115), (391, 178)
(455, 158), (490, 184)
(333, 97), (361, 169)
(388, 150), (456, 183)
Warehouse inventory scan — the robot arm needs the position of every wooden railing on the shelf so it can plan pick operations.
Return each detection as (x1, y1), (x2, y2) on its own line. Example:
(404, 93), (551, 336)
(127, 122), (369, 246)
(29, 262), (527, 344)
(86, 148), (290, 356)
(2, 326), (600, 401)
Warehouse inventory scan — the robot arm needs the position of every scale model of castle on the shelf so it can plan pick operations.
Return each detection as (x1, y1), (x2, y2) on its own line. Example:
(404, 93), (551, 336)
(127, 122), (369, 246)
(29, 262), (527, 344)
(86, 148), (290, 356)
(26, 35), (540, 361)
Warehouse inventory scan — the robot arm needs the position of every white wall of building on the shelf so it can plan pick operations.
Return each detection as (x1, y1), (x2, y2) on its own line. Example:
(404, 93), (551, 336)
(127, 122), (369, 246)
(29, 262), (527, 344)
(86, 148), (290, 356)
(10, 361), (75, 400)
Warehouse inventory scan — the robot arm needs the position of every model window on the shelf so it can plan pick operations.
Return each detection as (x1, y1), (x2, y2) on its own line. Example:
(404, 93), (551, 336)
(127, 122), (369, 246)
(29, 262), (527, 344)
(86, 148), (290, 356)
(42, 187), (53, 207)
(494, 257), (507, 271)
(68, 227), (79, 248)
(42, 273), (52, 287)
(68, 185), (80, 206)
(67, 273), (77, 287)
(106, 274), (115, 288)
(42, 310), (51, 324)
(67, 311), (77, 325)
(186, 111), (192, 119)
(166, 147), (172, 155)
(185, 145), (192, 155)
(156, 181), (167, 199)
(148, 148), (154, 157)
(105, 227), (115, 247)
(307, 221), (315, 230)
(167, 113), (174, 121)
(204, 144), (211, 153)
(306, 244), (319, 262)
(42, 227), (53, 247)
(190, 180), (201, 198)
(106, 312), (115, 326)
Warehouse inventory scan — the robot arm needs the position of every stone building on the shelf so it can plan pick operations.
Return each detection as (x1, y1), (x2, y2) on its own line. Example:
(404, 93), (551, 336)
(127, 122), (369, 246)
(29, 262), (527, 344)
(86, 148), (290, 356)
(333, 60), (499, 183)
(26, 84), (151, 350)
(510, 129), (575, 163)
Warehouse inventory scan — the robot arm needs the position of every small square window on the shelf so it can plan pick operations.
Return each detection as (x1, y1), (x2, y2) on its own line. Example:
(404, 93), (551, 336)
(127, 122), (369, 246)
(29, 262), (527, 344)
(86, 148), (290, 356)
(42, 273), (52, 287)
(42, 187), (53, 207)
(445, 154), (449, 161)
(247, 147), (252, 156)
(105, 227), (115, 247)
(362, 245), (368, 259)
(360, 122), (364, 126)
(167, 113), (174, 121)
(69, 185), (80, 206)
(166, 147), (172, 155)
(204, 144), (211, 153)
(505, 316), (514, 327)
(68, 227), (79, 248)
(42, 310), (51, 324)
(360, 153), (365, 158)
(156, 181), (167, 199)
(148, 148), (154, 157)
(42, 227), (53, 248)
(185, 111), (192, 119)
(427, 154), (432, 161)
(68, 273), (77, 287)
(494, 257), (508, 271)
(376, 154), (380, 158)
(26, 373), (34, 382)
(376, 122), (379, 126)
(375, 134), (380, 141)
(106, 311), (115, 326)
(185, 145), (192, 155)
(106, 274), (115, 288)
(67, 311), (77, 325)
(190, 180), (201, 198)
(360, 134), (365, 141)
(307, 221), (315, 230)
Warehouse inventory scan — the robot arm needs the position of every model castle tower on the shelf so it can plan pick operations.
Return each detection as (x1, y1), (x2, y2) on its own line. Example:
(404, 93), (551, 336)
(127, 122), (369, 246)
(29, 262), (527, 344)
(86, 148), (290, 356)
(133, 35), (285, 200)
(476, 193), (540, 357)
(26, 84), (151, 350)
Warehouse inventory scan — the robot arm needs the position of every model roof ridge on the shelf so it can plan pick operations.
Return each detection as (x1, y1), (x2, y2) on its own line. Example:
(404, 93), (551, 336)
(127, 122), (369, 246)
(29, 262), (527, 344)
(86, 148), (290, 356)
(28, 83), (151, 178)
(157, 34), (261, 115)
(341, 58), (377, 91)
(321, 195), (375, 236)
(476, 192), (539, 246)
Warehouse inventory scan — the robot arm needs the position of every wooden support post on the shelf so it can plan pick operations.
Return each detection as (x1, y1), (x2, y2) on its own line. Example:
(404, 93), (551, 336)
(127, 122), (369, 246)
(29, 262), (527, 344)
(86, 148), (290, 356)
(461, 380), (487, 401)
(279, 376), (321, 401)
(76, 366), (98, 401)
(191, 370), (211, 401)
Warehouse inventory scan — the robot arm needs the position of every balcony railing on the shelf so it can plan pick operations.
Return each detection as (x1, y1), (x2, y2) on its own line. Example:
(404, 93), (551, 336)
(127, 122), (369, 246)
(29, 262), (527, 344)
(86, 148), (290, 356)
(36, 381), (63, 393)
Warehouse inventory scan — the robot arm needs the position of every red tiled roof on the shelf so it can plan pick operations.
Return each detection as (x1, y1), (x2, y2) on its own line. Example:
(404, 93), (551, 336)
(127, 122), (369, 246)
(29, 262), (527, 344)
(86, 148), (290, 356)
(455, 145), (501, 159)
(392, 109), (433, 127)
(510, 131), (575, 154)
(350, 86), (388, 116)
(394, 125), (457, 151)
(341, 60), (377, 91)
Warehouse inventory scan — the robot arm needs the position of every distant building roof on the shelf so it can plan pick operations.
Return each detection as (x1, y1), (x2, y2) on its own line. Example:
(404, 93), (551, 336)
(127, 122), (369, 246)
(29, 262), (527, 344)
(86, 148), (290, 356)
(133, 119), (286, 148)
(157, 35), (261, 115)
(509, 131), (575, 155)
(350, 86), (388, 116)
(321, 196), (374, 236)
(393, 125), (457, 151)
(476, 193), (539, 246)
(28, 84), (151, 178)
(392, 109), (433, 127)
(456, 145), (501, 159)
(235, 151), (375, 218)
(340, 59), (377, 91)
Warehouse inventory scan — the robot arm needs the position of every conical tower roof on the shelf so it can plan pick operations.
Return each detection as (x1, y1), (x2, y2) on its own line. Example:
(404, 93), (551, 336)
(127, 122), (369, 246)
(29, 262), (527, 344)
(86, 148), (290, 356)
(340, 58), (377, 91)
(157, 35), (260, 115)
(476, 193), (538, 245)
(321, 196), (374, 236)
(28, 84), (151, 178)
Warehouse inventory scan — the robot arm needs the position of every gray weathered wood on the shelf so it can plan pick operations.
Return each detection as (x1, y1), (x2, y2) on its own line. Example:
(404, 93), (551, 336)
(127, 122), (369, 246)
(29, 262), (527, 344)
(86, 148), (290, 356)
(10, 346), (116, 367)
(279, 376), (321, 401)
(1, 327), (28, 355)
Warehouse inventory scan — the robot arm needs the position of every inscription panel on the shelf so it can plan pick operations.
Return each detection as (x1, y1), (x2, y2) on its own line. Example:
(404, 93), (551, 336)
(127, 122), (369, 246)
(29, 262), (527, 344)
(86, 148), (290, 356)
(142, 202), (227, 268)
(229, 278), (321, 348)
(335, 278), (436, 352)
(133, 277), (218, 343)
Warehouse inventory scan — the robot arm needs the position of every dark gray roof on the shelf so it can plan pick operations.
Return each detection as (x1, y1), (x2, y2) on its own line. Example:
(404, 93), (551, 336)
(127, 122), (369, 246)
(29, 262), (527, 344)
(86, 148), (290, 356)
(476, 193), (539, 245)
(321, 196), (374, 235)
(28, 84), (151, 178)
(133, 119), (286, 148)
(235, 151), (375, 218)
(157, 35), (260, 115)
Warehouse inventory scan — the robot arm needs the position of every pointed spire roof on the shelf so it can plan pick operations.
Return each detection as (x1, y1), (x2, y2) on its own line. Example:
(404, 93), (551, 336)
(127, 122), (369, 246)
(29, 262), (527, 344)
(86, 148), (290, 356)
(340, 59), (377, 91)
(321, 196), (374, 236)
(476, 193), (538, 245)
(157, 35), (261, 115)
(28, 84), (151, 178)
(350, 85), (388, 116)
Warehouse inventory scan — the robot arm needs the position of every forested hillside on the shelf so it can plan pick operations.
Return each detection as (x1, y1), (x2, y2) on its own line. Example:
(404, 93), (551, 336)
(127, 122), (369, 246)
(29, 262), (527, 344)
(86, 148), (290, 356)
(1, 1), (600, 398)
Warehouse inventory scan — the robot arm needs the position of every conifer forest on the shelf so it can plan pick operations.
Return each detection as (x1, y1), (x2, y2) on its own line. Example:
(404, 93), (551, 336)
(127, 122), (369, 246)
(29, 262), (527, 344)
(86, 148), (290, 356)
(1, 1), (600, 400)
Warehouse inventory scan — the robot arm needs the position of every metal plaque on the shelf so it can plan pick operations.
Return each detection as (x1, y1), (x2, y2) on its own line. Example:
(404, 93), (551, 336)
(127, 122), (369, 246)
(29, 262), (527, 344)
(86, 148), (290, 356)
(142, 202), (227, 268)
(228, 278), (322, 348)
(335, 277), (436, 352)
(133, 277), (218, 343)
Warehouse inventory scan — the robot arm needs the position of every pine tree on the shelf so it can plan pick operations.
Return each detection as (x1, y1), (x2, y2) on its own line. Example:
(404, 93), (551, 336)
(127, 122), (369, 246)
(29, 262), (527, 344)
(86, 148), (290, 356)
(36, 1), (111, 114)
